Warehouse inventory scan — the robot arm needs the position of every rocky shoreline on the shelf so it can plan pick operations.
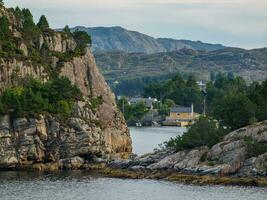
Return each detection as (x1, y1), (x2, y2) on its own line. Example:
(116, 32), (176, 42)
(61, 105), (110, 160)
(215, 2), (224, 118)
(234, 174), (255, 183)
(1, 157), (267, 187)
(0, 120), (266, 187)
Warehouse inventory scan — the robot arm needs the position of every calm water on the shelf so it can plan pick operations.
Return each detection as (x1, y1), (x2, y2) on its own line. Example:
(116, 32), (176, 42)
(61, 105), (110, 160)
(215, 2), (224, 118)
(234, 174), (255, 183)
(0, 127), (266, 200)
(0, 171), (266, 200)
(130, 126), (186, 155)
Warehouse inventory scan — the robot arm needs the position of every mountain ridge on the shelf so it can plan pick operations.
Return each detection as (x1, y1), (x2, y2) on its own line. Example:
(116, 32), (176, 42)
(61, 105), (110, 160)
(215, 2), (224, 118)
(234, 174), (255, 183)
(71, 26), (226, 54)
(95, 47), (267, 95)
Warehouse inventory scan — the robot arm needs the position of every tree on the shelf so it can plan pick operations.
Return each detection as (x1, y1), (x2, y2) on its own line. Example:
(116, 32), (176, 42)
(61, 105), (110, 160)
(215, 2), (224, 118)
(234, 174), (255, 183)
(37, 15), (49, 31)
(63, 25), (72, 37)
(117, 97), (133, 121)
(132, 101), (148, 120)
(73, 30), (92, 46)
(0, 0), (4, 6)
(166, 117), (228, 151)
(0, 16), (10, 41)
(21, 9), (40, 43)
(213, 93), (256, 130)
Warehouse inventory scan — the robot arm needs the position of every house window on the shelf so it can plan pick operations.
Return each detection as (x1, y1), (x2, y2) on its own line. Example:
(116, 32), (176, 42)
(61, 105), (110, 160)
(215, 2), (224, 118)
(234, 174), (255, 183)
(176, 113), (180, 116)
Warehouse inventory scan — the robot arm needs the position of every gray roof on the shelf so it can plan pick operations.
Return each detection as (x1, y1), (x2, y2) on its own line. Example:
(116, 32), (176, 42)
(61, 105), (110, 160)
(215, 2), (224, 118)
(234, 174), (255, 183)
(170, 106), (192, 113)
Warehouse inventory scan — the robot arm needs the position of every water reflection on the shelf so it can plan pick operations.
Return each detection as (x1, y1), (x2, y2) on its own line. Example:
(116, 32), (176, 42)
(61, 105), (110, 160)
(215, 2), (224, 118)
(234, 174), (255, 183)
(0, 171), (266, 200)
(130, 126), (186, 155)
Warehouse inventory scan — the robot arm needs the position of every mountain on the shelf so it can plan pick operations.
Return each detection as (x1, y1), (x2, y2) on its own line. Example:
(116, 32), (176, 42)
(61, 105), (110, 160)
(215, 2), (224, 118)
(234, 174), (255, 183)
(72, 26), (226, 54)
(0, 5), (131, 170)
(95, 48), (267, 95)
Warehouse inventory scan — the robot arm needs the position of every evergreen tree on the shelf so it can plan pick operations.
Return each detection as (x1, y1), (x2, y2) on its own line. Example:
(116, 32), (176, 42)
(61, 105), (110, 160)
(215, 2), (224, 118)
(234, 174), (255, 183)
(13, 7), (23, 19)
(21, 9), (40, 42)
(73, 30), (92, 46)
(213, 93), (256, 130)
(0, 0), (4, 6)
(37, 15), (49, 31)
(0, 16), (10, 41)
(63, 25), (72, 37)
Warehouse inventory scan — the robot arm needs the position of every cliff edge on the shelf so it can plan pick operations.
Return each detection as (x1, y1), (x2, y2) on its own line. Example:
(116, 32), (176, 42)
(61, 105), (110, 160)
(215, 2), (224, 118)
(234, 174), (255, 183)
(0, 5), (131, 170)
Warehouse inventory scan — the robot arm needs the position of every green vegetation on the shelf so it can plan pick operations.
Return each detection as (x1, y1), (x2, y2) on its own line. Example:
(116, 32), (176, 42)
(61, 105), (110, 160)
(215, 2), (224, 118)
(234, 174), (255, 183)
(63, 25), (73, 37)
(164, 74), (267, 151)
(117, 97), (148, 122)
(37, 15), (49, 31)
(0, 77), (82, 118)
(0, 6), (92, 70)
(207, 75), (267, 130)
(0, 0), (4, 6)
(0, 5), (97, 120)
(244, 136), (267, 157)
(73, 30), (92, 46)
(213, 93), (256, 130)
(0, 16), (22, 58)
(111, 74), (174, 96)
(146, 72), (267, 130)
(144, 74), (203, 112)
(21, 8), (41, 43)
(165, 117), (229, 151)
(51, 30), (92, 64)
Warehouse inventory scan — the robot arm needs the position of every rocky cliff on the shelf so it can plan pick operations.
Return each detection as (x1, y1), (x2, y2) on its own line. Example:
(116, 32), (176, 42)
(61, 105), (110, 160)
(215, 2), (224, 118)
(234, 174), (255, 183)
(0, 5), (131, 170)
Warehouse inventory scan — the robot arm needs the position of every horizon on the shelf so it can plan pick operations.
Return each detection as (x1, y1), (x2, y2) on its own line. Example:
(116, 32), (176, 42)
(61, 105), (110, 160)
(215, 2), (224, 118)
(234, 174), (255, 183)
(5, 0), (267, 49)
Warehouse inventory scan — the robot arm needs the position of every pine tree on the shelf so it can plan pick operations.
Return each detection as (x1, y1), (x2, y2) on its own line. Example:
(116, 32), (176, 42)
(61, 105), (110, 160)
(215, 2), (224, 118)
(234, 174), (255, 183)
(37, 15), (49, 31)
(63, 25), (72, 37)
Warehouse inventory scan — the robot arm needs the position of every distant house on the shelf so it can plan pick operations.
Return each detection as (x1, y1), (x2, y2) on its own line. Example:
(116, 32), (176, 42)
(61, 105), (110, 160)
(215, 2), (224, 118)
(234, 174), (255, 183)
(197, 80), (206, 91)
(128, 97), (158, 109)
(163, 104), (200, 127)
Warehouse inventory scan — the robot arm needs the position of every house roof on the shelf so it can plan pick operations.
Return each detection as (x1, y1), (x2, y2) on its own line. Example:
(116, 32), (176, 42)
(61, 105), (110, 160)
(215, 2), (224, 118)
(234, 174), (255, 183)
(129, 97), (158, 107)
(170, 106), (192, 113)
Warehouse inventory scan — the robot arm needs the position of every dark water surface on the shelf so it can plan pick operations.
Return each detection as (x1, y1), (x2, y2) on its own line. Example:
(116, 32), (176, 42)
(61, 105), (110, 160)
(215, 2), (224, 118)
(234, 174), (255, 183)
(0, 171), (266, 200)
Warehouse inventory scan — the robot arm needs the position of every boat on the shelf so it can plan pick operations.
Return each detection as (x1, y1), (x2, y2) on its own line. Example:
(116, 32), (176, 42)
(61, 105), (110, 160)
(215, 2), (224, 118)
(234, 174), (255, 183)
(136, 122), (142, 127)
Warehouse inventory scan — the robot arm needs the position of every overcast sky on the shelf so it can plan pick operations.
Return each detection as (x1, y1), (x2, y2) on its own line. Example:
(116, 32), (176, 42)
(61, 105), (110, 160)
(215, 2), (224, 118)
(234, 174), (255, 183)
(5, 0), (267, 49)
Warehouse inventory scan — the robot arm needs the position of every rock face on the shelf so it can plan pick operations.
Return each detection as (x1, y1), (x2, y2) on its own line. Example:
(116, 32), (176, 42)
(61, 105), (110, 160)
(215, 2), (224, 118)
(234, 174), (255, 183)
(110, 121), (267, 177)
(0, 6), (132, 170)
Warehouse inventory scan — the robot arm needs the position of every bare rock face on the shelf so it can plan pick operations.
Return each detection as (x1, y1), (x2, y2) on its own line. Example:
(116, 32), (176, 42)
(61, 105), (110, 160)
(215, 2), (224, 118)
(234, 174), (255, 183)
(0, 6), (132, 170)
(0, 49), (132, 169)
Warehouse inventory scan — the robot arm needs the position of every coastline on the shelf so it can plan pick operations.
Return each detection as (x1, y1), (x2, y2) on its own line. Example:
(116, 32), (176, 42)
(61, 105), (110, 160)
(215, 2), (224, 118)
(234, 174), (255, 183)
(1, 162), (266, 187)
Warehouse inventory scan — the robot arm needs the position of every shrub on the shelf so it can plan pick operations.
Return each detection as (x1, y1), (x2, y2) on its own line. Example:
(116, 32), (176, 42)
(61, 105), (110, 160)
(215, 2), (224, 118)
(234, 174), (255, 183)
(244, 136), (267, 157)
(73, 30), (91, 46)
(165, 117), (229, 151)
(0, 76), (82, 118)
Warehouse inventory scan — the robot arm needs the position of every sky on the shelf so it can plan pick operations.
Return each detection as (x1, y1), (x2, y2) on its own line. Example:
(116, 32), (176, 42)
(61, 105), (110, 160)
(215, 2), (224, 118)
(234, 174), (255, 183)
(5, 0), (267, 49)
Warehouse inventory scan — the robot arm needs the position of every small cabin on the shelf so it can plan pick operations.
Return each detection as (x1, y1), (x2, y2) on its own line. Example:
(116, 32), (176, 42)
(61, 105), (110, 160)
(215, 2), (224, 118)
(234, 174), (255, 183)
(163, 104), (199, 127)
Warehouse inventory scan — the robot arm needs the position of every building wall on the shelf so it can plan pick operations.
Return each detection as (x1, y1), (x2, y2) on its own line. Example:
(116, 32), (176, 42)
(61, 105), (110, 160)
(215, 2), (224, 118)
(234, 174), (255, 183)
(169, 112), (196, 120)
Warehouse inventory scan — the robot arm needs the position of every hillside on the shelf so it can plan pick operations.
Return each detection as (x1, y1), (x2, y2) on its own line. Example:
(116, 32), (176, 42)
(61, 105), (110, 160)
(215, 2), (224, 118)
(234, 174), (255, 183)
(0, 4), (131, 170)
(71, 26), (226, 54)
(95, 48), (267, 95)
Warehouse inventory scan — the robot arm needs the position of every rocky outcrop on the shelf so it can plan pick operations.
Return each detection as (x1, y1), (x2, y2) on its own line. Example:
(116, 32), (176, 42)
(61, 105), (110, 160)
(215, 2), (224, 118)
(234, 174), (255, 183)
(0, 5), (132, 170)
(108, 121), (267, 178)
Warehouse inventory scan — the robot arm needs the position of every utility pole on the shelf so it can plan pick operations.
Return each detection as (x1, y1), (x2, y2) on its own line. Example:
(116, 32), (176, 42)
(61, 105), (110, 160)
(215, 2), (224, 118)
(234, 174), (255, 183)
(202, 89), (207, 117)
(203, 96), (206, 117)
(122, 98), (125, 115)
